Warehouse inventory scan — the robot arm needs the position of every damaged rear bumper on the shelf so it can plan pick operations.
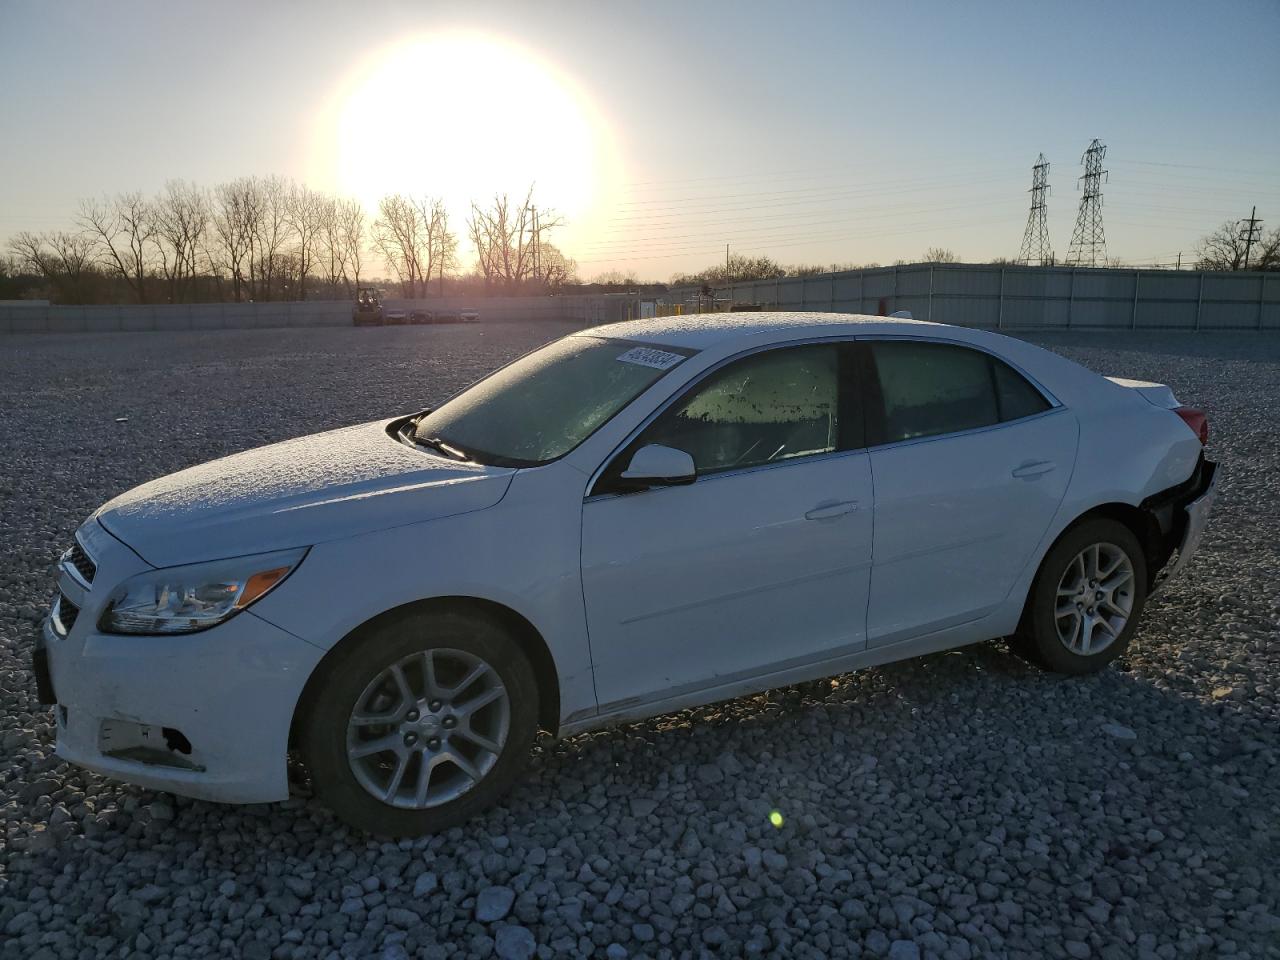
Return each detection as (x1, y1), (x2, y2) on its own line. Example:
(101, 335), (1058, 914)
(1152, 457), (1218, 591)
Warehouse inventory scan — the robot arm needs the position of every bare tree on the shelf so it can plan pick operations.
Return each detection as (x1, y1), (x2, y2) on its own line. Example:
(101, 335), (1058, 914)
(535, 242), (577, 290)
(152, 180), (210, 302)
(1254, 227), (1280, 271)
(467, 187), (563, 292)
(923, 247), (959, 263)
(78, 192), (155, 302)
(337, 199), (366, 293)
(671, 253), (783, 286)
(47, 230), (97, 303)
(1196, 220), (1251, 271)
(246, 176), (290, 300)
(372, 194), (427, 297)
(317, 197), (343, 296)
(372, 195), (455, 297)
(429, 202), (458, 296)
(8, 230), (97, 303)
(1259, 226), (1280, 268)
(286, 183), (325, 300)
(8, 231), (59, 281)
(591, 269), (638, 286)
(210, 178), (256, 302)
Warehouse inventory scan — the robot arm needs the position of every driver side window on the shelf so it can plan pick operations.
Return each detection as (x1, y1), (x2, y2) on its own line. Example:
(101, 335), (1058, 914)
(636, 344), (841, 475)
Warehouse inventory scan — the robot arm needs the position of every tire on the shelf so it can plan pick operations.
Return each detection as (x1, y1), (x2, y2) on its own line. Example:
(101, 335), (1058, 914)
(301, 608), (539, 836)
(1014, 518), (1148, 675)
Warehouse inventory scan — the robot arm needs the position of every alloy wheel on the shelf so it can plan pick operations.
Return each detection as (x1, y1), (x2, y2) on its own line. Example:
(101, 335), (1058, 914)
(345, 647), (510, 808)
(1054, 542), (1135, 656)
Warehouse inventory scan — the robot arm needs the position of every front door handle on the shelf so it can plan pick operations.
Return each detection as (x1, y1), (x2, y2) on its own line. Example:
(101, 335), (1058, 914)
(804, 500), (859, 521)
(1012, 460), (1056, 479)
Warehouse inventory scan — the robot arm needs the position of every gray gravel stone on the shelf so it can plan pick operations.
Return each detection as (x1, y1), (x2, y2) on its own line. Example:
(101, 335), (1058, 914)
(476, 885), (516, 922)
(1101, 722), (1138, 740)
(494, 924), (536, 960)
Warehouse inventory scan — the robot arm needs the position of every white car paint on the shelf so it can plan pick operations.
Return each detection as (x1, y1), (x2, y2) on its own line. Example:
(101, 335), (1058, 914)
(41, 313), (1210, 804)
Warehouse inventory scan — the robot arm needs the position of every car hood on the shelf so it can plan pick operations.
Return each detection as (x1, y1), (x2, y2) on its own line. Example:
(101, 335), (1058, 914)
(95, 419), (514, 567)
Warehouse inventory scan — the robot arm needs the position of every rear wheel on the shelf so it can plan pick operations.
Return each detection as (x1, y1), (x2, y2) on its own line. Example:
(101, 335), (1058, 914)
(301, 609), (539, 836)
(1014, 518), (1147, 674)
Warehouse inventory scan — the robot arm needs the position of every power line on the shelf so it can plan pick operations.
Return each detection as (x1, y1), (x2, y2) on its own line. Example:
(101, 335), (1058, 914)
(1017, 153), (1053, 266)
(1066, 139), (1108, 266)
(575, 213), (1023, 265)
(581, 195), (1012, 253)
(593, 175), (1018, 232)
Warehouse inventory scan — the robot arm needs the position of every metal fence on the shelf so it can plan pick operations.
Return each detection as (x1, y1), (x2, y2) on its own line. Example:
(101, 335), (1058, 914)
(0, 294), (630, 335)
(664, 263), (1280, 331)
(3, 264), (1277, 335)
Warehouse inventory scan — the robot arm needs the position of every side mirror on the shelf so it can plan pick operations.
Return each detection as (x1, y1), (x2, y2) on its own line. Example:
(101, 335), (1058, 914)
(616, 444), (696, 490)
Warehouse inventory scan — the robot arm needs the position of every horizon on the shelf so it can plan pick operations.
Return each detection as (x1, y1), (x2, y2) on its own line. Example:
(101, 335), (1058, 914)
(2, 0), (1278, 285)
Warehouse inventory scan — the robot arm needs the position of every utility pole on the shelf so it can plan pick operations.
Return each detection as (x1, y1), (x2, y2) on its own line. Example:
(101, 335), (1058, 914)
(1066, 139), (1108, 267)
(1239, 206), (1263, 270)
(1017, 153), (1053, 265)
(725, 243), (730, 280)
(532, 205), (540, 282)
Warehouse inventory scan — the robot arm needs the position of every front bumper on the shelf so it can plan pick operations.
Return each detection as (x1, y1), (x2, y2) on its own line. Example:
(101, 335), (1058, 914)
(1154, 458), (1219, 589)
(37, 521), (326, 804)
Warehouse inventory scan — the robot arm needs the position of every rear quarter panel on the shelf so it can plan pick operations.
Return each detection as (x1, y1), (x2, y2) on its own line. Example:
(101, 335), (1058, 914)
(926, 330), (1202, 636)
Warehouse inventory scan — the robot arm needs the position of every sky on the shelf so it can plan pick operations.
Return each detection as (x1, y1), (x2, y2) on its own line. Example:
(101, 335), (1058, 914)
(2, 0), (1278, 281)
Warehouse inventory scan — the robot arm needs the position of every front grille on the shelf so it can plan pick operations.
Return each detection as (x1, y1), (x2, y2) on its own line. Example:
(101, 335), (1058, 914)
(64, 541), (96, 584)
(55, 593), (80, 634)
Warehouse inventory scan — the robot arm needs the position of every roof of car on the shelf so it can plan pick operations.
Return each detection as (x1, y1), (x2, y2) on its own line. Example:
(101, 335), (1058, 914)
(580, 311), (944, 350)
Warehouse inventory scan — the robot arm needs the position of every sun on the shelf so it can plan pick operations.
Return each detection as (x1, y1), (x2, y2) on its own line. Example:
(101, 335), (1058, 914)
(313, 32), (617, 257)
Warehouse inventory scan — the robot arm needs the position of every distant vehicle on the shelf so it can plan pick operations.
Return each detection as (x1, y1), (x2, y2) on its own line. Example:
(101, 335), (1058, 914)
(459, 308), (480, 323)
(432, 309), (460, 323)
(385, 308), (409, 325)
(352, 289), (383, 326)
(409, 309), (434, 325)
(35, 314), (1217, 835)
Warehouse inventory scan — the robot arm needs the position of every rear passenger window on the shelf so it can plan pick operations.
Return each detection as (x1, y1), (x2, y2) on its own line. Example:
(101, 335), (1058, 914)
(992, 359), (1051, 421)
(870, 342), (1051, 444)
(871, 342), (998, 442)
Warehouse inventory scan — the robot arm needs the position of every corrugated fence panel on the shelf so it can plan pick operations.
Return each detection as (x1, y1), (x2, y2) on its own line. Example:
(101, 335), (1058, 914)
(1203, 275), (1261, 302)
(928, 297), (1000, 328)
(932, 267), (1003, 297)
(1135, 301), (1197, 329)
(4, 266), (1278, 334)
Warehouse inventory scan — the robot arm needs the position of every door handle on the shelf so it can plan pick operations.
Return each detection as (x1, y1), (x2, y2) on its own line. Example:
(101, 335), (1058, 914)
(1012, 460), (1056, 479)
(804, 500), (859, 521)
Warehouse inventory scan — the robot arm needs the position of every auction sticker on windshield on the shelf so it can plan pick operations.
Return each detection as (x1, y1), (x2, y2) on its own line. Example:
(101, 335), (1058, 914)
(616, 346), (684, 370)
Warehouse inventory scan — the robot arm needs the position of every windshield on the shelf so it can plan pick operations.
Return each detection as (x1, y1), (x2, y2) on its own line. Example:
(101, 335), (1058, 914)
(412, 336), (693, 466)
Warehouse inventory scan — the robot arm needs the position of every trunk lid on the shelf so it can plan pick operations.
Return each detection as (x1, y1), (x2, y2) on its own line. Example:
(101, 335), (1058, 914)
(1105, 376), (1179, 409)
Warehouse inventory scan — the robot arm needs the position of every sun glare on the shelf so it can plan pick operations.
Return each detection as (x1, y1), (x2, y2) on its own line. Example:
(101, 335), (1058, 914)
(316, 32), (616, 255)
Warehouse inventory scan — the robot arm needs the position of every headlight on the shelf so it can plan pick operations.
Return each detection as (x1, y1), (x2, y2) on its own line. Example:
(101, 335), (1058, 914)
(99, 548), (308, 635)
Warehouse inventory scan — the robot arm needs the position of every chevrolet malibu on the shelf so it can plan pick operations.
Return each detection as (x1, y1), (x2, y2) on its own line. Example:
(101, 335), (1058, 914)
(35, 314), (1218, 835)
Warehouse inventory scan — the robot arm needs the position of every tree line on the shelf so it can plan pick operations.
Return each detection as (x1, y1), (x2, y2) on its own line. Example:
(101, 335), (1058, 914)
(2, 179), (582, 304)
(672, 222), (1280, 287)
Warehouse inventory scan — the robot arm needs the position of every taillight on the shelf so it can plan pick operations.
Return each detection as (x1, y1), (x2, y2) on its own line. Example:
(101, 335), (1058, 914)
(1175, 406), (1208, 445)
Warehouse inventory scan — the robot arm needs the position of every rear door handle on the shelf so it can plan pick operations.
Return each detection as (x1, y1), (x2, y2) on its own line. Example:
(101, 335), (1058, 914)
(804, 500), (859, 521)
(1012, 460), (1056, 479)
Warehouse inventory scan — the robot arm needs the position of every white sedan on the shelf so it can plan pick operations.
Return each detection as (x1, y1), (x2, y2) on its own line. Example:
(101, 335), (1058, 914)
(36, 313), (1217, 835)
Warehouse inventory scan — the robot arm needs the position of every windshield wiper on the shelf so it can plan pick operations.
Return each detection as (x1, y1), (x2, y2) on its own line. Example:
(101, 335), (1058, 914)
(414, 433), (472, 462)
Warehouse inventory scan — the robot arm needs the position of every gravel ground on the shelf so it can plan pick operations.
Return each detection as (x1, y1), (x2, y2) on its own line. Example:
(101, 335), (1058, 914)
(1, 324), (1278, 960)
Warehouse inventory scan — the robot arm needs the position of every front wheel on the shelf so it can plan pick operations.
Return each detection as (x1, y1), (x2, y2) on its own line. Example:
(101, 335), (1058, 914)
(300, 609), (539, 836)
(1014, 518), (1148, 675)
